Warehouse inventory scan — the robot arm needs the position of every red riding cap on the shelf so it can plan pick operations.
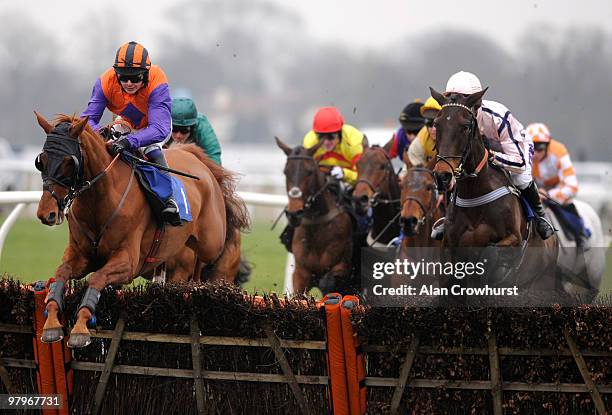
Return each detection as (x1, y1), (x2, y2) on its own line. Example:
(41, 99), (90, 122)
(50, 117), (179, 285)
(313, 107), (344, 133)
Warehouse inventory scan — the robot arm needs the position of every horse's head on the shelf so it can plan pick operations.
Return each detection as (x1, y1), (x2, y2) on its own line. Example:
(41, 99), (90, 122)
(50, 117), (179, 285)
(34, 112), (89, 226)
(275, 136), (324, 226)
(429, 87), (488, 191)
(353, 146), (396, 215)
(400, 167), (438, 237)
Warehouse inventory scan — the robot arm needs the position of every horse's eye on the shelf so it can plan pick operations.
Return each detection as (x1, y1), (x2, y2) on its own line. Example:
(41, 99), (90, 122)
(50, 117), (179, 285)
(306, 169), (313, 176)
(379, 164), (386, 170)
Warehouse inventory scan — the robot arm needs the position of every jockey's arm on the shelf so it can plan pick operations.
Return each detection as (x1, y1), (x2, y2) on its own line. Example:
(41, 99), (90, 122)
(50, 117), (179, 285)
(81, 78), (108, 131)
(549, 145), (578, 204)
(407, 131), (427, 167)
(125, 84), (172, 148)
(196, 115), (222, 165)
(487, 110), (528, 174)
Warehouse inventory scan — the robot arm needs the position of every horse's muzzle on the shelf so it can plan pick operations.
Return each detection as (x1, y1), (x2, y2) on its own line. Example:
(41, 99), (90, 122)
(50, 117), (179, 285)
(353, 195), (370, 216)
(434, 172), (454, 192)
(285, 209), (304, 227)
(400, 216), (419, 237)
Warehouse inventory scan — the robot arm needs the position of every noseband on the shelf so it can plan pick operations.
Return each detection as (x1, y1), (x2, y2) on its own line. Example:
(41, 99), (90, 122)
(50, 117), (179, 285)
(435, 103), (488, 180)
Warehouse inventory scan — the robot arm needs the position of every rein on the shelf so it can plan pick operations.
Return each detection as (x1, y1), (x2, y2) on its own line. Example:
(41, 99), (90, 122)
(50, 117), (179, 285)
(355, 147), (401, 207)
(435, 103), (489, 181)
(282, 153), (342, 226)
(39, 124), (132, 255)
(401, 168), (440, 229)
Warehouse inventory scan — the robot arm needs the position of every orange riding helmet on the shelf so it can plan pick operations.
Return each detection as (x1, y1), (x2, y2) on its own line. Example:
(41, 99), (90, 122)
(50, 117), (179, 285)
(114, 41), (151, 74)
(313, 107), (344, 134)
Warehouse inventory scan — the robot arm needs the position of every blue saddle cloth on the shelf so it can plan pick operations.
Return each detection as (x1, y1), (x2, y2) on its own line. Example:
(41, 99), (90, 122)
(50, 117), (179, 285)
(130, 161), (192, 223)
(519, 196), (536, 222)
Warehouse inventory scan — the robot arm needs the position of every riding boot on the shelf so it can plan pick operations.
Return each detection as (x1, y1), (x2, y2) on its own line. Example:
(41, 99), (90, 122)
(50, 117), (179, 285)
(147, 149), (181, 226)
(564, 203), (590, 250)
(521, 181), (554, 240)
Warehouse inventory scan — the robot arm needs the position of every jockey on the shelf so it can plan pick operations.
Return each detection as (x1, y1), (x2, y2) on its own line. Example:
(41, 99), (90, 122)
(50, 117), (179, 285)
(527, 123), (588, 247)
(302, 107), (366, 185)
(432, 71), (554, 240)
(279, 107), (366, 253)
(406, 96), (441, 167)
(81, 41), (180, 226)
(386, 101), (426, 162)
(170, 98), (222, 165)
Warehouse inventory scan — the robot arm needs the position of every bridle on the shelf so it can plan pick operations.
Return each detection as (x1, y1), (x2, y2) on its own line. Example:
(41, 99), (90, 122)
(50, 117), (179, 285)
(355, 147), (401, 207)
(401, 167), (440, 229)
(434, 102), (488, 181)
(36, 123), (121, 212)
(36, 122), (130, 255)
(283, 153), (338, 226)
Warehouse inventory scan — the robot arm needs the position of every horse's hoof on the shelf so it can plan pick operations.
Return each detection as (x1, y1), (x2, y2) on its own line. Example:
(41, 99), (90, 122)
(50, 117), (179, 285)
(67, 333), (92, 348)
(41, 327), (64, 343)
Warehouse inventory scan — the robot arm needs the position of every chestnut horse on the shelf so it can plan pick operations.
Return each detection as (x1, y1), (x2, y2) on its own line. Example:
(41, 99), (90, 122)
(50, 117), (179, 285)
(275, 137), (355, 294)
(429, 88), (558, 295)
(353, 146), (401, 247)
(35, 113), (249, 347)
(107, 119), (249, 285)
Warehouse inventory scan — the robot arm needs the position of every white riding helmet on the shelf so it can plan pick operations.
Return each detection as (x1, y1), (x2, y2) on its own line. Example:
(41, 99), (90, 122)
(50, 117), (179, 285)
(445, 71), (483, 94)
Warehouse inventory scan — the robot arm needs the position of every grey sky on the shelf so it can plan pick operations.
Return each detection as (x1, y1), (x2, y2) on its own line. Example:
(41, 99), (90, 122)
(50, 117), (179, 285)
(3, 0), (612, 54)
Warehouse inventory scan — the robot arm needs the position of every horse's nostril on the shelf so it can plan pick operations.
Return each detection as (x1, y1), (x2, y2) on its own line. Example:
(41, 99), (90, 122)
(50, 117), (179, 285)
(47, 212), (56, 223)
(358, 195), (369, 204)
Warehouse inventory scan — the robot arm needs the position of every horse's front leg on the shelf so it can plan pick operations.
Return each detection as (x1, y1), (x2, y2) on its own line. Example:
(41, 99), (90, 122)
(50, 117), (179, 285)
(68, 250), (133, 348)
(42, 248), (90, 343)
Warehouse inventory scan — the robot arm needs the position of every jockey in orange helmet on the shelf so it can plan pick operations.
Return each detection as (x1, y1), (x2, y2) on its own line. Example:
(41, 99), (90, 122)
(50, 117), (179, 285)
(302, 107), (366, 185)
(527, 123), (589, 247)
(81, 41), (179, 225)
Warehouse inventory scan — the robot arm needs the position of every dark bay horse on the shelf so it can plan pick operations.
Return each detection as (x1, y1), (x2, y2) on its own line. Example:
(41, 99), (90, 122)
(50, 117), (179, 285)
(428, 88), (558, 293)
(275, 137), (355, 294)
(35, 113), (249, 347)
(353, 146), (401, 247)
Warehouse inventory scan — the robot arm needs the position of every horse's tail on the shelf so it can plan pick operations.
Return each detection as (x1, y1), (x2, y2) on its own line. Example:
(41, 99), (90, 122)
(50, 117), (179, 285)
(180, 144), (251, 243)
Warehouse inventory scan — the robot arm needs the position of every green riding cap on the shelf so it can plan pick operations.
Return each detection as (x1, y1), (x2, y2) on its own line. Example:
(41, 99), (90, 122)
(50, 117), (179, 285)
(172, 98), (198, 126)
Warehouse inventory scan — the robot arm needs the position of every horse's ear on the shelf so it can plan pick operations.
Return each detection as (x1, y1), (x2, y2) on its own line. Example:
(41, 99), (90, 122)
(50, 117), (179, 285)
(429, 87), (448, 107)
(307, 138), (324, 156)
(274, 136), (292, 155)
(465, 87), (488, 109)
(382, 136), (394, 154)
(34, 111), (53, 134)
(69, 116), (89, 139)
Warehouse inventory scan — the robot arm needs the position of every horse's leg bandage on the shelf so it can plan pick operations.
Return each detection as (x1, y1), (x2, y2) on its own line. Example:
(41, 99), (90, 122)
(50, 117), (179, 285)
(46, 280), (65, 312)
(78, 287), (101, 314)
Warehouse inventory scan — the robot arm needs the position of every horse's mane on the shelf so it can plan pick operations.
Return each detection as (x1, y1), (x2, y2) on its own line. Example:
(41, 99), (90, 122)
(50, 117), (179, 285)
(52, 114), (102, 142)
(176, 143), (251, 243)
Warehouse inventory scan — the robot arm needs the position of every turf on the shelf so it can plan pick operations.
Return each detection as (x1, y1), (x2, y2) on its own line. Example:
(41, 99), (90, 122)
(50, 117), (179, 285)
(0, 218), (288, 293)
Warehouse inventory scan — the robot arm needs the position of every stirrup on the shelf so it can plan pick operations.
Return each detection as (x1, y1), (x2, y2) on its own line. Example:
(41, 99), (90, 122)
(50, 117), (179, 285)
(535, 216), (554, 240)
(162, 199), (181, 226)
(430, 217), (445, 240)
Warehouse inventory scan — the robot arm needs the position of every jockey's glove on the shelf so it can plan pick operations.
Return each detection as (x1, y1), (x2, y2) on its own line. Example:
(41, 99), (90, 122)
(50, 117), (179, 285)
(330, 166), (344, 180)
(107, 137), (131, 156)
(488, 150), (497, 165)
